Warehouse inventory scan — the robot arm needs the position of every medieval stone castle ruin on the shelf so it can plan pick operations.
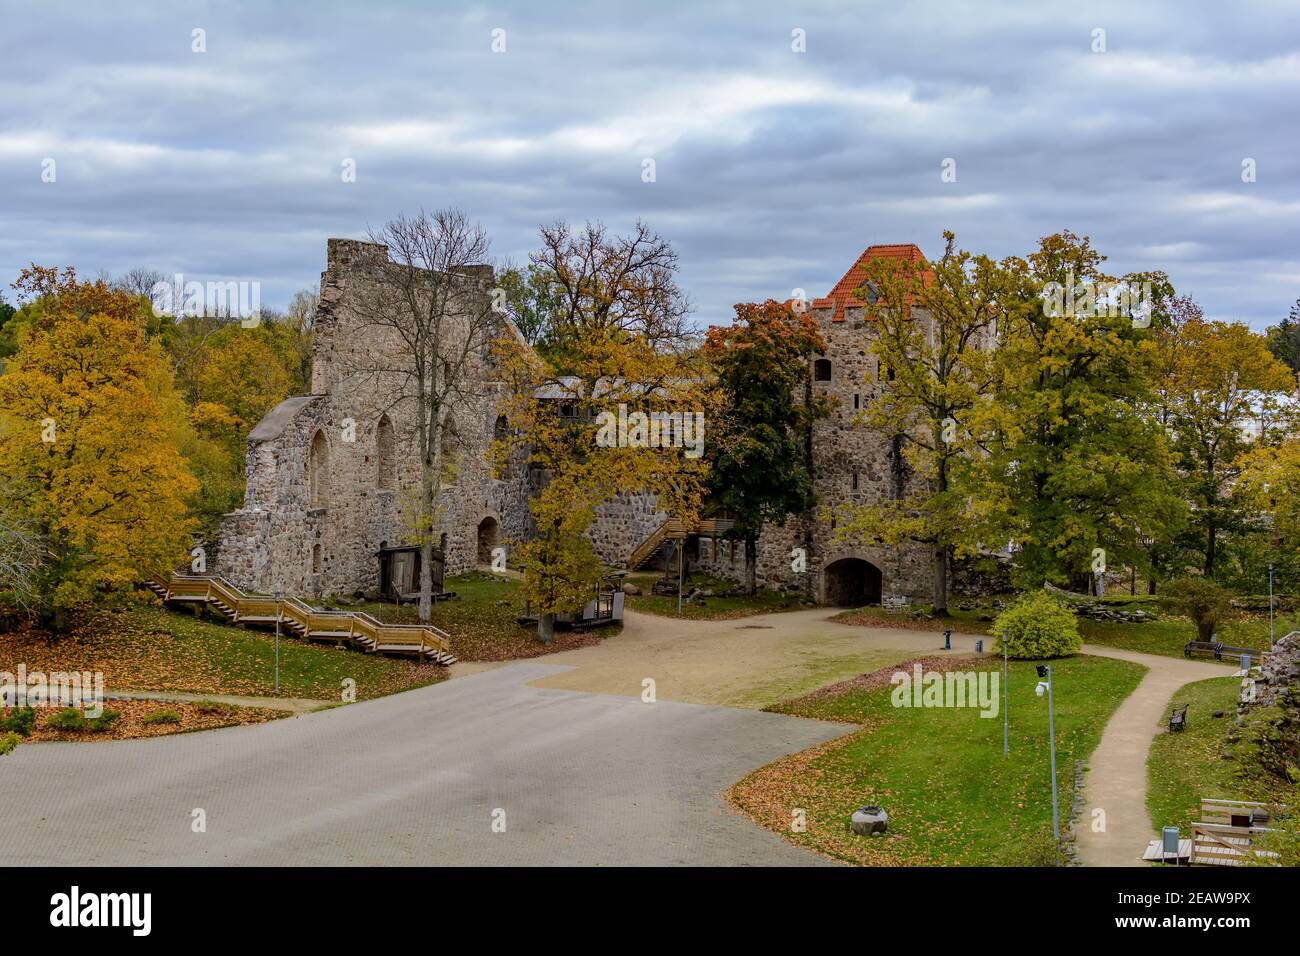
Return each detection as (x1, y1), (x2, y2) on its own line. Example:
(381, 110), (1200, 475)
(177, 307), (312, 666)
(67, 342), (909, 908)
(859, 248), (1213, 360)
(216, 238), (939, 606)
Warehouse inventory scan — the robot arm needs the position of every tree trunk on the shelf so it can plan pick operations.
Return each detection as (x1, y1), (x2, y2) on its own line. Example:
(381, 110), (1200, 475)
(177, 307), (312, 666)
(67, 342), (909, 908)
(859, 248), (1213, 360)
(745, 534), (757, 596)
(1204, 526), (1217, 577)
(932, 544), (949, 616)
(1148, 578), (1157, 596)
(537, 612), (555, 645)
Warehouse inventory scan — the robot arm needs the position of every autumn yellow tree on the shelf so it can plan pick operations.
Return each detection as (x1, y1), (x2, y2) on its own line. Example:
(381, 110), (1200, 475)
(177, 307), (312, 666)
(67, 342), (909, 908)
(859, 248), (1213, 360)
(1150, 298), (1296, 576)
(0, 267), (198, 628)
(493, 221), (709, 641)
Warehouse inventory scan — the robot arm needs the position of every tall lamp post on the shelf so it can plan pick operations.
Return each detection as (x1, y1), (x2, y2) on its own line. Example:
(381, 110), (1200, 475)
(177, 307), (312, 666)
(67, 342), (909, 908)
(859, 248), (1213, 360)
(1002, 630), (1009, 757)
(1269, 563), (1275, 648)
(1036, 664), (1059, 842)
(274, 588), (283, 695)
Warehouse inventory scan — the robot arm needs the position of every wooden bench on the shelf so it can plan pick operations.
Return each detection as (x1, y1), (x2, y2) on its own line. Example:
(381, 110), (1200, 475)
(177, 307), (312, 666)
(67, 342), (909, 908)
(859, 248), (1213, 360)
(1169, 703), (1188, 733)
(1183, 640), (1262, 663)
(1201, 798), (1273, 828)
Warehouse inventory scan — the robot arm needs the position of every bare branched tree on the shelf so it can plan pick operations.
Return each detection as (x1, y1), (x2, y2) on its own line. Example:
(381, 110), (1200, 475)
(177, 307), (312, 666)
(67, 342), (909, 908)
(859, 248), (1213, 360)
(342, 208), (501, 623)
(0, 505), (44, 614)
(115, 267), (168, 299)
(532, 219), (692, 360)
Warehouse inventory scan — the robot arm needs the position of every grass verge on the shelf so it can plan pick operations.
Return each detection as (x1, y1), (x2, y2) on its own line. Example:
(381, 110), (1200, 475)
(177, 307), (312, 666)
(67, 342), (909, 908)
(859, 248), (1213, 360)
(729, 653), (1146, 865)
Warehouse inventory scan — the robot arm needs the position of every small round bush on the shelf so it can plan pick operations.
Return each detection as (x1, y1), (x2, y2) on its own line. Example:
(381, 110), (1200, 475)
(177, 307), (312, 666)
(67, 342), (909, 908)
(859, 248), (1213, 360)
(142, 708), (182, 726)
(0, 706), (37, 737)
(0, 731), (20, 757)
(993, 591), (1081, 659)
(45, 707), (88, 732)
(86, 710), (122, 732)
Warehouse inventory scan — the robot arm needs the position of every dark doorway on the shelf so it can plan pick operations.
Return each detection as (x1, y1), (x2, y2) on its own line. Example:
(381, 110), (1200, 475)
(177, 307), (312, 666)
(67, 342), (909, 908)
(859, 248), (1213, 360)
(376, 544), (445, 602)
(823, 557), (883, 607)
(477, 516), (500, 565)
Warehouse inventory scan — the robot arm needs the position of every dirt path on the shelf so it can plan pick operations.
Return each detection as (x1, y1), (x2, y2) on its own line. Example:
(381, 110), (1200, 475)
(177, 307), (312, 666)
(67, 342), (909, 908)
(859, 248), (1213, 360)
(525, 607), (941, 708)
(1068, 646), (1234, 866)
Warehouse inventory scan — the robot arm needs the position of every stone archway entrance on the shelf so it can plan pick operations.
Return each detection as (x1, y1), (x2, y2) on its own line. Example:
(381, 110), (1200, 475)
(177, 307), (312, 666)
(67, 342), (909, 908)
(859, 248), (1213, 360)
(477, 516), (500, 565)
(823, 557), (883, 607)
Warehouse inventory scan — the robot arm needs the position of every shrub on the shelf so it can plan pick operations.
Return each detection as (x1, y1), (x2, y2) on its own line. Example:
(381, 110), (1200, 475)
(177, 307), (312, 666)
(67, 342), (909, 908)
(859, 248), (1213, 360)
(1012, 826), (1068, 867)
(1160, 575), (1233, 642)
(194, 700), (238, 716)
(141, 708), (182, 726)
(0, 706), (37, 737)
(86, 710), (121, 732)
(0, 731), (20, 757)
(993, 591), (1082, 659)
(45, 707), (87, 731)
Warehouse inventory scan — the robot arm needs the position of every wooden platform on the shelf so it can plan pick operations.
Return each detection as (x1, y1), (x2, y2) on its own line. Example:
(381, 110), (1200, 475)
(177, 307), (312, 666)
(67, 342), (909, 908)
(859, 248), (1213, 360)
(1142, 838), (1192, 863)
(145, 570), (457, 664)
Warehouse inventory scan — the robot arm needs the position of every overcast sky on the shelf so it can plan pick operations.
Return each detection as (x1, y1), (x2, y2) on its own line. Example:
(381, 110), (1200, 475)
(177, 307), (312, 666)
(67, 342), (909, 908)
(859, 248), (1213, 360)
(2, 0), (1298, 328)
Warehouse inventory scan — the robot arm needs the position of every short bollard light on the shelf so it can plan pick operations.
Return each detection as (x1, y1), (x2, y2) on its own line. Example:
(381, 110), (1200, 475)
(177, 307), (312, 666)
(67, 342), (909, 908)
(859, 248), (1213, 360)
(943, 628), (952, 651)
(975, 638), (983, 654)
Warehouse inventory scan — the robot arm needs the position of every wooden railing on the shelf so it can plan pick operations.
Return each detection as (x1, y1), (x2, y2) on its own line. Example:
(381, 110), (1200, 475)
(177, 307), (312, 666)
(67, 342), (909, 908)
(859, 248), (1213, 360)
(148, 570), (454, 662)
(626, 517), (735, 570)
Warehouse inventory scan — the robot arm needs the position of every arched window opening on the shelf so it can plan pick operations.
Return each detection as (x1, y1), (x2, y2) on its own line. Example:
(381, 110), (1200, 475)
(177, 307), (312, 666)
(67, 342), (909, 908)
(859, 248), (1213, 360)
(376, 415), (395, 490)
(494, 414), (508, 442)
(309, 430), (330, 508)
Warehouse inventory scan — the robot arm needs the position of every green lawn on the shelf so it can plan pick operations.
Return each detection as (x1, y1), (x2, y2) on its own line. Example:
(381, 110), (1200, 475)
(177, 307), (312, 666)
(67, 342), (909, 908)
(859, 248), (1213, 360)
(3, 603), (444, 702)
(1147, 675), (1294, 835)
(623, 571), (808, 620)
(349, 571), (617, 660)
(730, 654), (1147, 865)
(1080, 612), (1299, 660)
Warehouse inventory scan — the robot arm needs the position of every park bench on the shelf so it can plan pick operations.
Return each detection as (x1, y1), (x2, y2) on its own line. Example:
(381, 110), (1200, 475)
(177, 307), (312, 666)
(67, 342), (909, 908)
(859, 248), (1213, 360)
(882, 595), (911, 611)
(1168, 703), (1188, 733)
(1183, 640), (1261, 663)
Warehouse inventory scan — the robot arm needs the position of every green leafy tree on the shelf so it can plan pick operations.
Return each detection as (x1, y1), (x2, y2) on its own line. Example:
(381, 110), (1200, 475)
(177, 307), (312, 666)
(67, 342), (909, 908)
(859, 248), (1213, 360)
(1266, 299), (1300, 376)
(981, 231), (1185, 591)
(703, 300), (829, 596)
(1159, 574), (1233, 642)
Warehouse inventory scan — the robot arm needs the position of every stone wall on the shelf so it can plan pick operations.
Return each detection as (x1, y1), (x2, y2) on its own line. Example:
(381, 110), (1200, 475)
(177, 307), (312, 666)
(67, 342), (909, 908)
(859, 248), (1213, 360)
(217, 238), (534, 598)
(218, 236), (942, 606)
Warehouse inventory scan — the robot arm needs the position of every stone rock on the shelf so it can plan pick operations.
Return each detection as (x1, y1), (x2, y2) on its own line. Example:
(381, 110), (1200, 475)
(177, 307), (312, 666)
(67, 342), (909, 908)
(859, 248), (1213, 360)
(621, 583), (641, 595)
(849, 805), (888, 836)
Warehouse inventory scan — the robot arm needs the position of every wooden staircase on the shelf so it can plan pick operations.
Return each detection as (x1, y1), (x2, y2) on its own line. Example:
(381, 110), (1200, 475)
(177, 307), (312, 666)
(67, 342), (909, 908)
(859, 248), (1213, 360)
(627, 517), (734, 571)
(145, 571), (457, 665)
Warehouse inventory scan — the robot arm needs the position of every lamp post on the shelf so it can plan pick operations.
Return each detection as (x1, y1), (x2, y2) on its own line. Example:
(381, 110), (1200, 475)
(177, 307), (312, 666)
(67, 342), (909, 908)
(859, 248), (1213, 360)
(1002, 630), (1009, 757)
(1036, 664), (1059, 842)
(677, 540), (684, 615)
(274, 589), (283, 695)
(1269, 563), (1275, 648)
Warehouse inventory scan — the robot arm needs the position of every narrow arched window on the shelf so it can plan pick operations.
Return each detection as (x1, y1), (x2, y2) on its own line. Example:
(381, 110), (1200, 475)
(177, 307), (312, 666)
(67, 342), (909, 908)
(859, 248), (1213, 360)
(494, 414), (508, 442)
(309, 430), (330, 508)
(376, 415), (395, 490)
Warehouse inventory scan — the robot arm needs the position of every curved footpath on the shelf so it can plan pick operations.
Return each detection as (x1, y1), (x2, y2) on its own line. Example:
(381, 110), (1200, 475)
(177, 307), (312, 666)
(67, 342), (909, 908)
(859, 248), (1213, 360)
(1071, 645), (1233, 866)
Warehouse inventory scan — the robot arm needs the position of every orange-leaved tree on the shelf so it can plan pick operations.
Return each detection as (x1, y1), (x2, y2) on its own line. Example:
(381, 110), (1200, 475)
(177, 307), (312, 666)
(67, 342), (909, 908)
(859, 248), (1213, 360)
(0, 266), (198, 629)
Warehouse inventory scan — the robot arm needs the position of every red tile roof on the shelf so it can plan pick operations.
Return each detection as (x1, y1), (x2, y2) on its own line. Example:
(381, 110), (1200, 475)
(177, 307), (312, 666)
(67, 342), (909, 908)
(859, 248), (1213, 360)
(814, 243), (925, 322)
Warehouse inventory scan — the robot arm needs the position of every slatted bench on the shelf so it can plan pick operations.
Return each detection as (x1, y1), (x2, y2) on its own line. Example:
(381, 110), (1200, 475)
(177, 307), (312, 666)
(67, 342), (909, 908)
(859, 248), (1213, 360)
(1168, 703), (1188, 732)
(1183, 640), (1262, 662)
